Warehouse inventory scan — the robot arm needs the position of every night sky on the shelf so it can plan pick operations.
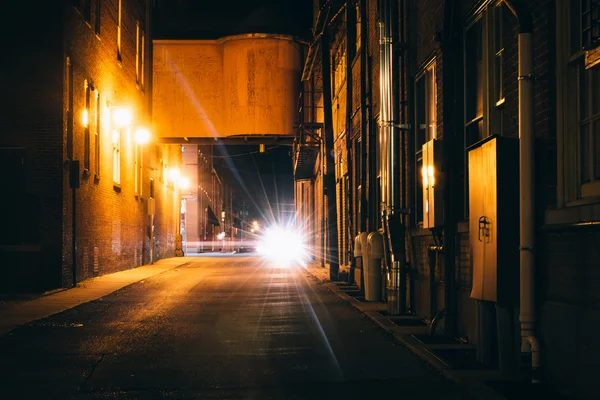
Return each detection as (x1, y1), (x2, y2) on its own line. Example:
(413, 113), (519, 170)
(154, 0), (313, 40)
(153, 0), (313, 223)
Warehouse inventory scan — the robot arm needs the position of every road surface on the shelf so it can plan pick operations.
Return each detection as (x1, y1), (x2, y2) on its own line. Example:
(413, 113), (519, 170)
(0, 255), (472, 399)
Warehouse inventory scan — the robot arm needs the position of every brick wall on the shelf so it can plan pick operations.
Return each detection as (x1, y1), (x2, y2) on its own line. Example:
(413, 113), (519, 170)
(1, 1), (179, 291)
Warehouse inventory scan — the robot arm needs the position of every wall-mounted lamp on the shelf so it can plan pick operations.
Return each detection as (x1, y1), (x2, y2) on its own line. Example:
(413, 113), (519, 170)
(112, 107), (132, 127)
(134, 128), (150, 144)
(82, 109), (89, 128)
(168, 168), (180, 182)
(179, 177), (190, 190)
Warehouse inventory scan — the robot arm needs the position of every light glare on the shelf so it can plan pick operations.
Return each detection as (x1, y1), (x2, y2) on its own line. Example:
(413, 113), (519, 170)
(134, 128), (150, 144)
(112, 108), (132, 127)
(258, 225), (307, 266)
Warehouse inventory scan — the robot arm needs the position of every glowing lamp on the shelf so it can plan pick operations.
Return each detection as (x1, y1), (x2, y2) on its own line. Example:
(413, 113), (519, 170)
(112, 108), (132, 127)
(134, 128), (150, 144)
(168, 168), (180, 181)
(428, 165), (435, 187)
(82, 109), (89, 128)
(179, 177), (190, 189)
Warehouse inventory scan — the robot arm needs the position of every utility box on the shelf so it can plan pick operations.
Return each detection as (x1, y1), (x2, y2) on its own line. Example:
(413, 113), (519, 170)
(422, 139), (443, 228)
(468, 136), (519, 304)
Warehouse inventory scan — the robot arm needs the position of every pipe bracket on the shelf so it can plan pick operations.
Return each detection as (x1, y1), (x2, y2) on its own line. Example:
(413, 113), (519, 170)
(518, 74), (535, 81)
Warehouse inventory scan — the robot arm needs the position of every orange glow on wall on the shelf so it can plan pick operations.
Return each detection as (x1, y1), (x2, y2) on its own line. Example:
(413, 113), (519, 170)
(153, 34), (303, 138)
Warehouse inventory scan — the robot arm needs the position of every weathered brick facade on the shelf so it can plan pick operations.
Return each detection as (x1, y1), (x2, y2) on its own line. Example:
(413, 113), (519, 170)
(297, 0), (598, 397)
(0, 1), (179, 291)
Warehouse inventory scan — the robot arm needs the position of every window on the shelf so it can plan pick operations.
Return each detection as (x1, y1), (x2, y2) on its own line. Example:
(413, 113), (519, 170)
(83, 80), (91, 171)
(465, 18), (484, 147)
(135, 142), (143, 196)
(558, 0), (600, 201)
(141, 30), (145, 90)
(414, 59), (437, 225)
(112, 128), (121, 185)
(582, 0), (600, 49)
(74, 0), (91, 23)
(356, 3), (361, 50)
(462, 3), (508, 217)
(94, 90), (100, 177)
(66, 57), (74, 160)
(95, 0), (101, 34)
(136, 21), (140, 85)
(117, 0), (122, 61)
(332, 39), (346, 96)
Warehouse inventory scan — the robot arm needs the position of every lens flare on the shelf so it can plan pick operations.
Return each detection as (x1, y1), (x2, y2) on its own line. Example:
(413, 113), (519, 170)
(258, 225), (307, 266)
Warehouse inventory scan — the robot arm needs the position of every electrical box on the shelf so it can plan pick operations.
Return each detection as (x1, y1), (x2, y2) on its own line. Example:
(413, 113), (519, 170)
(468, 136), (519, 305)
(422, 139), (443, 229)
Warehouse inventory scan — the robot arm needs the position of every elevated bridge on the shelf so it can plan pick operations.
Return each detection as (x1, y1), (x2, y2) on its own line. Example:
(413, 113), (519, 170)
(152, 34), (303, 146)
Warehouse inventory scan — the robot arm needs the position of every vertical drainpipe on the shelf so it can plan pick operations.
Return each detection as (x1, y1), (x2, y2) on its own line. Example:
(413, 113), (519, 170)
(379, 0), (406, 315)
(503, 0), (540, 382)
(360, 0), (368, 233)
(441, 0), (457, 336)
(321, 22), (340, 280)
(346, 1), (356, 282)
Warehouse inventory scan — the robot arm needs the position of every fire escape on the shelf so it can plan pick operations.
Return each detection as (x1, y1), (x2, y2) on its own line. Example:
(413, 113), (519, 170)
(293, 0), (344, 180)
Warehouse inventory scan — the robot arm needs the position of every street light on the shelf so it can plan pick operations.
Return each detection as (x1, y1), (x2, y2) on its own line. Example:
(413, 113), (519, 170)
(112, 107), (132, 127)
(179, 177), (190, 190)
(134, 128), (150, 144)
(169, 168), (180, 182)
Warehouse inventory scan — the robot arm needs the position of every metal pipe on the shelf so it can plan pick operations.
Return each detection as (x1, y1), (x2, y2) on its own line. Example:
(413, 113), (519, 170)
(503, 0), (539, 383)
(321, 23), (340, 280)
(346, 1), (356, 283)
(379, 0), (406, 315)
(359, 0), (368, 233)
(441, 0), (458, 337)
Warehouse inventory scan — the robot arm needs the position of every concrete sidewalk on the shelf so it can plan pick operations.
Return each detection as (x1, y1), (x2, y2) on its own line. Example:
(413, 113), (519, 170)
(301, 261), (510, 400)
(0, 257), (192, 336)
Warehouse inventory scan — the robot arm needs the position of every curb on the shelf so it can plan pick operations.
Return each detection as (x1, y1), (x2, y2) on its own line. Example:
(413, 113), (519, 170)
(306, 270), (509, 400)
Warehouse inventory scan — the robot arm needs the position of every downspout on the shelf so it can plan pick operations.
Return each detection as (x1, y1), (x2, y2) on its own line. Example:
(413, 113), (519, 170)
(320, 23), (340, 280)
(379, 0), (406, 315)
(359, 0), (368, 234)
(503, 0), (539, 382)
(441, 0), (458, 337)
(346, 1), (356, 283)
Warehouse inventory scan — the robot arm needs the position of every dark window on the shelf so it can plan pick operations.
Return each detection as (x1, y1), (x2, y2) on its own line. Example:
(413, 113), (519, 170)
(94, 90), (100, 177)
(465, 18), (484, 147)
(414, 61), (436, 225)
(95, 0), (101, 34)
(84, 80), (91, 171)
(582, 0), (600, 49)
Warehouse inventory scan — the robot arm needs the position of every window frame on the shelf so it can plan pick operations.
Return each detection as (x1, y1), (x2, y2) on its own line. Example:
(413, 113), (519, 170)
(414, 58), (437, 226)
(556, 0), (600, 208)
(462, 2), (506, 218)
(83, 80), (91, 172)
(117, 0), (122, 62)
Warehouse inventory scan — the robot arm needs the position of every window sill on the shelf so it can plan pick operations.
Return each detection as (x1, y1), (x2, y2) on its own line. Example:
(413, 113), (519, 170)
(544, 201), (600, 229)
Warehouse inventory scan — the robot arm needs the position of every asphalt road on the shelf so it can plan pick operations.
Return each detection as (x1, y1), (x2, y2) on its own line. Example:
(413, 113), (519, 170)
(0, 256), (472, 399)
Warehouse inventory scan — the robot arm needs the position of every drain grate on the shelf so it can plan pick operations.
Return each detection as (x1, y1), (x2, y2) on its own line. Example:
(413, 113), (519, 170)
(411, 334), (463, 344)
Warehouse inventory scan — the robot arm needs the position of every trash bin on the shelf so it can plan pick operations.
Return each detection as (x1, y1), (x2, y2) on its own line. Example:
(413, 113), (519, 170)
(366, 231), (384, 301)
(354, 232), (368, 290)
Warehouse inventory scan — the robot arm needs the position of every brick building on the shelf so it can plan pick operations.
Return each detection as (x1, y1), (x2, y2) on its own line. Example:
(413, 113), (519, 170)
(0, 1), (181, 291)
(294, 0), (599, 397)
